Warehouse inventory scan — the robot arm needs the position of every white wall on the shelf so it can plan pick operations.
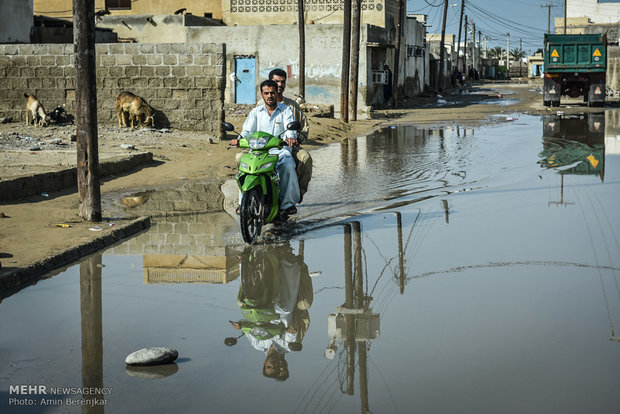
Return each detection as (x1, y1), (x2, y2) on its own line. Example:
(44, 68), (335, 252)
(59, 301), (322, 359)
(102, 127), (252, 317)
(1, 0), (33, 43)
(568, 0), (620, 24)
(187, 24), (369, 113)
(403, 17), (428, 96)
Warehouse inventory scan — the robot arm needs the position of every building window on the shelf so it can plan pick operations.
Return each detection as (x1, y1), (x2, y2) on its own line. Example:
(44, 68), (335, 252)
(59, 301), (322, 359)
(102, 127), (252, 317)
(105, 0), (132, 10)
(406, 45), (424, 57)
(372, 70), (388, 84)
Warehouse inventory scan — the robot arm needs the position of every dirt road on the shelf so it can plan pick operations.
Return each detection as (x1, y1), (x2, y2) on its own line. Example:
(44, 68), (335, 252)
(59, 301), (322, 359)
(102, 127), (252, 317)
(0, 80), (593, 287)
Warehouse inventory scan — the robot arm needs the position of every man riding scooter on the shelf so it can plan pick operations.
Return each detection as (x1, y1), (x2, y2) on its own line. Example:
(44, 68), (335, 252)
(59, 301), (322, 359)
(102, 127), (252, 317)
(230, 80), (300, 217)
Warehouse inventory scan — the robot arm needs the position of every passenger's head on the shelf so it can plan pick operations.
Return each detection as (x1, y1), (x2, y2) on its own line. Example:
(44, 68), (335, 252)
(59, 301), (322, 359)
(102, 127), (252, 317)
(268, 68), (287, 95)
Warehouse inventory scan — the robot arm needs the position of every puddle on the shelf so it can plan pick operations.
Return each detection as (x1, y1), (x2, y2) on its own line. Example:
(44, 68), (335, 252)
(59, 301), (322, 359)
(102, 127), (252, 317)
(2, 111), (620, 413)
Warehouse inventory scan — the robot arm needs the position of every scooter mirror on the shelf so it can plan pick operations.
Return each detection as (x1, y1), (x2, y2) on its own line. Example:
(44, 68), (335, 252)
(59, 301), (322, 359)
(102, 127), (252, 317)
(286, 121), (301, 131)
(224, 337), (237, 346)
(221, 122), (235, 132)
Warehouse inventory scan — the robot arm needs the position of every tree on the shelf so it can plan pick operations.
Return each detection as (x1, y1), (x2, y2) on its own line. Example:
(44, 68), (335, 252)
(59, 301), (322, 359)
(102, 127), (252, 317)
(510, 48), (526, 62)
(487, 46), (504, 59)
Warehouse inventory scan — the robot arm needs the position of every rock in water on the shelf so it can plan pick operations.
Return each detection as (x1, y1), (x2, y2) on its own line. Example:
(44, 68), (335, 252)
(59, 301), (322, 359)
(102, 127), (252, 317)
(125, 347), (178, 366)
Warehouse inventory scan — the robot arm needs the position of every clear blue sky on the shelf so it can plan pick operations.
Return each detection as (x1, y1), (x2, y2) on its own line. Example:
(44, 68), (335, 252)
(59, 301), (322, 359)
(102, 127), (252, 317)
(408, 0), (565, 53)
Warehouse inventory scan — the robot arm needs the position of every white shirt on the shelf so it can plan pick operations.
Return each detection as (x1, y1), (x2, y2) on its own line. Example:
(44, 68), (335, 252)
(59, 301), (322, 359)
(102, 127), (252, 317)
(241, 103), (297, 140)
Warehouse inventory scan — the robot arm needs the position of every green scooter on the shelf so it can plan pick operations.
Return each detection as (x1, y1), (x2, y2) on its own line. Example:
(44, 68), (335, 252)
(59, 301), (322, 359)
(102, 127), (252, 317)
(222, 121), (301, 244)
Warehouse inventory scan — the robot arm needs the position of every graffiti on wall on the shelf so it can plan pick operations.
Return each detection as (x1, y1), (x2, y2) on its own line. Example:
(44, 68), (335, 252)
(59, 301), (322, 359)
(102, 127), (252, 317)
(262, 58), (342, 80)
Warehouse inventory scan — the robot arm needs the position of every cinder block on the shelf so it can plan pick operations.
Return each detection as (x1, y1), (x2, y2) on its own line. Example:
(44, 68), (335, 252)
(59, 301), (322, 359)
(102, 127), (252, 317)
(116, 54), (132, 65)
(179, 54), (193, 65)
(32, 44), (49, 55)
(35, 67), (48, 77)
(49, 67), (64, 77)
(147, 55), (163, 65)
(108, 66), (124, 77)
(171, 44), (186, 54)
(55, 55), (71, 66)
(139, 43), (155, 53)
(186, 65), (202, 77)
(3, 45), (18, 55)
(155, 66), (170, 76)
(11, 78), (27, 89)
(104, 77), (119, 88)
(100, 55), (117, 66)
(194, 55), (211, 66)
(155, 44), (171, 54)
(132, 55), (147, 65)
(124, 44), (139, 55)
(20, 67), (35, 77)
(187, 44), (200, 55)
(163, 78), (178, 87)
(125, 66), (139, 77)
(27, 78), (43, 89)
(26, 56), (41, 66)
(148, 78), (163, 87)
(64, 67), (75, 77)
(171, 66), (186, 77)
(48, 44), (64, 55)
(6, 67), (19, 77)
(140, 66), (155, 76)
(163, 55), (178, 65)
(109, 43), (124, 54)
(95, 44), (110, 55)
(131, 78), (148, 88)
(11, 56), (26, 66)
(157, 88), (172, 98)
(178, 77), (193, 88)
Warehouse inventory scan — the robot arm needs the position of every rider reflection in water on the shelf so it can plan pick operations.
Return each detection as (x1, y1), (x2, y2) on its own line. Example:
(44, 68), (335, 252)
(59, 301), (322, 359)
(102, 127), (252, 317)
(228, 244), (313, 381)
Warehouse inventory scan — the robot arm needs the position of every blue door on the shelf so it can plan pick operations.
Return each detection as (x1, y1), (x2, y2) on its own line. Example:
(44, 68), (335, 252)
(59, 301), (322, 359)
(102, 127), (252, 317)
(235, 57), (256, 104)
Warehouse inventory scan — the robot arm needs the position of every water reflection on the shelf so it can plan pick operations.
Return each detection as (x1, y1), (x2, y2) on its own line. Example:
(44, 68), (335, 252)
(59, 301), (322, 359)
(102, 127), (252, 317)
(226, 242), (313, 381)
(80, 255), (106, 412)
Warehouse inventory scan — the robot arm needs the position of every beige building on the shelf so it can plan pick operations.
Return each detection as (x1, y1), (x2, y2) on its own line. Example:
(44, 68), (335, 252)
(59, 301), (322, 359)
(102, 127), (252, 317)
(33, 0), (223, 20)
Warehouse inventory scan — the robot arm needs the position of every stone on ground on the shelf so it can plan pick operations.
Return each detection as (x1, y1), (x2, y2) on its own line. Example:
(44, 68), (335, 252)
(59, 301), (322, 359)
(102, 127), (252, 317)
(125, 347), (178, 366)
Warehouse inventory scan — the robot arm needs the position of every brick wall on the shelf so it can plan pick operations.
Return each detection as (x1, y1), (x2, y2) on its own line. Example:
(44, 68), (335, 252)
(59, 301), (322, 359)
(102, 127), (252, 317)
(0, 42), (225, 136)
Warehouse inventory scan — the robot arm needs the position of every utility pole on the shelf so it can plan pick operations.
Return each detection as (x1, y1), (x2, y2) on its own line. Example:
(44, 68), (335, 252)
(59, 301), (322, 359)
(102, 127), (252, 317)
(456, 0), (465, 73)
(506, 32), (510, 76)
(349, 0), (361, 121)
(463, 16), (468, 77)
(541, 4), (557, 34)
(340, 0), (351, 122)
(392, 0), (404, 107)
(564, 0), (567, 34)
(439, 0), (449, 90)
(471, 20), (476, 77)
(298, 0), (305, 99)
(73, 0), (101, 221)
(519, 38), (523, 77)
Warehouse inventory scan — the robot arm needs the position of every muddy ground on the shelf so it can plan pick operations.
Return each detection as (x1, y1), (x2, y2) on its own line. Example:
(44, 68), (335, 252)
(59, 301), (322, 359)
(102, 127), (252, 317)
(0, 80), (605, 278)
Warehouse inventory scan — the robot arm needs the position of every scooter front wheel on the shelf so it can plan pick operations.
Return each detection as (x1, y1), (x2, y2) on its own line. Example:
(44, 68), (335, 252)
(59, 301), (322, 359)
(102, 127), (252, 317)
(240, 187), (263, 244)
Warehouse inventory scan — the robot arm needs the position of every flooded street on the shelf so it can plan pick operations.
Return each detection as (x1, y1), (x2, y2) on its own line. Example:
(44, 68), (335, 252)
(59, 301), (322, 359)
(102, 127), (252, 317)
(2, 111), (620, 413)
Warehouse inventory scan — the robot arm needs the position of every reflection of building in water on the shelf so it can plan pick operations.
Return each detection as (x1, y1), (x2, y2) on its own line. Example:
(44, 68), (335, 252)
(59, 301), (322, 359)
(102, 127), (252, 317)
(605, 109), (620, 155)
(540, 113), (606, 180)
(142, 253), (239, 284)
(105, 182), (240, 284)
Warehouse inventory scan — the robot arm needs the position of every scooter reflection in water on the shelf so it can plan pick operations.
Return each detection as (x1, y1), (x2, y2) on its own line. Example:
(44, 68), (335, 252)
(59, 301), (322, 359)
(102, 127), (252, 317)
(225, 242), (313, 381)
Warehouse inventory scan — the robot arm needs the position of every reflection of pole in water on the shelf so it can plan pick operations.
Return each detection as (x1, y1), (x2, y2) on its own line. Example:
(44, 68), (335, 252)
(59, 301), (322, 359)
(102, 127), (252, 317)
(548, 175), (574, 207)
(395, 212), (405, 294)
(344, 223), (355, 395)
(80, 254), (105, 413)
(442, 199), (450, 223)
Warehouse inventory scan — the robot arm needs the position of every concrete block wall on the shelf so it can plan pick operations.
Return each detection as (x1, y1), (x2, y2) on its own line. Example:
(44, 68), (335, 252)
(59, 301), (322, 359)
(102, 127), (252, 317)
(0, 42), (225, 136)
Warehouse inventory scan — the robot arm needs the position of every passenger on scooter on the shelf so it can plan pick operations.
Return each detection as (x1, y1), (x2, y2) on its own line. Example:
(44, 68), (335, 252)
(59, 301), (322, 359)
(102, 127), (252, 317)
(267, 69), (313, 202)
(230, 80), (300, 215)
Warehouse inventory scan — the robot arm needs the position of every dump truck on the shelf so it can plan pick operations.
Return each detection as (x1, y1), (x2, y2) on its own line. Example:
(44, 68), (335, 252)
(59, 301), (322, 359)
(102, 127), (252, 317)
(543, 33), (607, 107)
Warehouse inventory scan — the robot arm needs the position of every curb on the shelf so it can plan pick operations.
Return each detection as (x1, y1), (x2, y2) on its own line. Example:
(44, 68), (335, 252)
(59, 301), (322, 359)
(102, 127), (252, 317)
(0, 216), (151, 296)
(0, 152), (154, 201)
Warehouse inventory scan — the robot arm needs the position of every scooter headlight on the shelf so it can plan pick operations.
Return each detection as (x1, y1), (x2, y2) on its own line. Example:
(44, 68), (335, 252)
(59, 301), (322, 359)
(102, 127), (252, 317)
(258, 162), (273, 171)
(250, 327), (269, 337)
(240, 162), (249, 170)
(249, 137), (268, 149)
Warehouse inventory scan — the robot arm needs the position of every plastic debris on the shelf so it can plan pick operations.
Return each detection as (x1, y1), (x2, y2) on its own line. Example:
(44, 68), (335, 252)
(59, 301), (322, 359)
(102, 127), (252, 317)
(41, 193), (49, 197)
(437, 99), (448, 105)
(56, 223), (71, 228)
(120, 144), (135, 150)
(89, 226), (103, 231)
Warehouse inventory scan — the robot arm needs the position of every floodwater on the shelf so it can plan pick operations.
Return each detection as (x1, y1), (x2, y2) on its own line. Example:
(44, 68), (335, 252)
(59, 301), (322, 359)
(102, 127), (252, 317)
(2, 111), (620, 414)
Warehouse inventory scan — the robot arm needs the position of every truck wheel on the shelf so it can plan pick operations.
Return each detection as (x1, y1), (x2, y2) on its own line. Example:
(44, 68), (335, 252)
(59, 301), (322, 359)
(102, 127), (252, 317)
(543, 100), (550, 107)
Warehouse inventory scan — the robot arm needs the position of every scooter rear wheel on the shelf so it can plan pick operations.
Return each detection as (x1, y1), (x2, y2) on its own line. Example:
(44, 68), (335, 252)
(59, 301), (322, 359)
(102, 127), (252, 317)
(240, 187), (263, 244)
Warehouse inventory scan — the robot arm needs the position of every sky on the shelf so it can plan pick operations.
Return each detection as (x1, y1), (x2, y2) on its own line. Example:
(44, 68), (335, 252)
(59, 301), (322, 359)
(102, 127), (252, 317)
(408, 0), (565, 53)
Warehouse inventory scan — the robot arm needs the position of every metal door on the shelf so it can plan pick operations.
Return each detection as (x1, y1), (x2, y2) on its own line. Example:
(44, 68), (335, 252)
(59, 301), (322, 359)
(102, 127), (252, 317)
(235, 57), (256, 104)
